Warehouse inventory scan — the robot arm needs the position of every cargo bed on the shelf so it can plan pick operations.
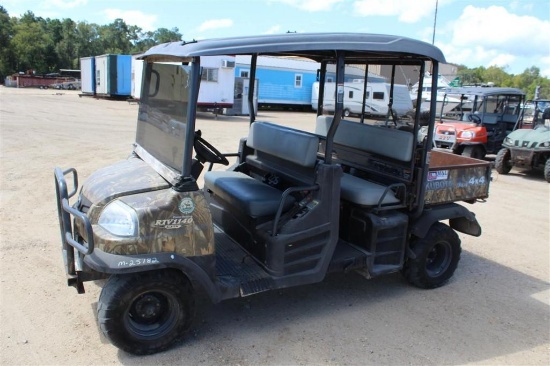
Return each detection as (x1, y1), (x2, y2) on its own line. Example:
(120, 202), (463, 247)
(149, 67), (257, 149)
(425, 149), (491, 205)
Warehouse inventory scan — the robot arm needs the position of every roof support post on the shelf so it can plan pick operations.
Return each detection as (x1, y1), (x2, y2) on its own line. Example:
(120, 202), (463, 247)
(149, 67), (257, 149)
(325, 51), (346, 164)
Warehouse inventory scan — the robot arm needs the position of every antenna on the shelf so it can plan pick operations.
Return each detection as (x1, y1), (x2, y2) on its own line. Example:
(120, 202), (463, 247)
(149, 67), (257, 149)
(432, 0), (438, 45)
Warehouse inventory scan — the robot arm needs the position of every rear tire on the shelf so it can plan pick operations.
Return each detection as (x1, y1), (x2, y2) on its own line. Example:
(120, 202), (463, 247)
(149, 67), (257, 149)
(97, 269), (195, 355)
(343, 108), (351, 118)
(495, 148), (512, 174)
(403, 223), (461, 289)
(462, 145), (485, 159)
(544, 159), (550, 183)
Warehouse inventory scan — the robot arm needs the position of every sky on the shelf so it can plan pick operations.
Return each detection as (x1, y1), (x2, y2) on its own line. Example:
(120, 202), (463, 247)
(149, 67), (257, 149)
(3, 0), (550, 76)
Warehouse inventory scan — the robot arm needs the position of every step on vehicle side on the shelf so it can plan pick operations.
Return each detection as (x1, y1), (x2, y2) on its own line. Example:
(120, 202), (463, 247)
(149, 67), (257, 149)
(495, 99), (550, 181)
(54, 33), (491, 355)
(432, 87), (526, 159)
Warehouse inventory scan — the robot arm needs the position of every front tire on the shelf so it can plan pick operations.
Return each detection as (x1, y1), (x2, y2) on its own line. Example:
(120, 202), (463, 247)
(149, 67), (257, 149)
(462, 145), (485, 159)
(403, 223), (461, 289)
(495, 148), (512, 174)
(97, 269), (195, 355)
(544, 159), (550, 183)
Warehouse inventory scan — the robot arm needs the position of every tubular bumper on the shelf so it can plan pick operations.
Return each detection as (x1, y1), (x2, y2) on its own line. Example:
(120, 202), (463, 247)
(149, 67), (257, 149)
(54, 167), (95, 293)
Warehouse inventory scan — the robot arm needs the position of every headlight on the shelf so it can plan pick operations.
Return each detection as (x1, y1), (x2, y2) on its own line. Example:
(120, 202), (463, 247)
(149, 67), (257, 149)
(98, 200), (139, 237)
(504, 137), (513, 144)
(541, 141), (550, 147)
(460, 131), (475, 139)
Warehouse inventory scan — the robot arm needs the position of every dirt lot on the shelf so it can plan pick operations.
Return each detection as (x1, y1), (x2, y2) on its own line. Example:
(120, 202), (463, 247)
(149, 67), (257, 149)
(0, 87), (549, 365)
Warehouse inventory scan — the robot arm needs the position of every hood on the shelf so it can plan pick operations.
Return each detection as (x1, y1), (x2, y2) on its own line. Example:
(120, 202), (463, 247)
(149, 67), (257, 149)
(504, 125), (550, 149)
(80, 156), (171, 206)
(435, 121), (477, 132)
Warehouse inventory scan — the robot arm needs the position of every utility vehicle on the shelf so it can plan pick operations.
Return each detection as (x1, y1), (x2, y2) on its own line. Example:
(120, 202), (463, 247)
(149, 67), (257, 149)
(432, 87), (525, 159)
(495, 99), (550, 181)
(54, 33), (491, 355)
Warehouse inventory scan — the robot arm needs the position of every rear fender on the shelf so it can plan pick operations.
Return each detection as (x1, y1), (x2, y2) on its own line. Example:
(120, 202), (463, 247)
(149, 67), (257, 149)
(411, 203), (482, 238)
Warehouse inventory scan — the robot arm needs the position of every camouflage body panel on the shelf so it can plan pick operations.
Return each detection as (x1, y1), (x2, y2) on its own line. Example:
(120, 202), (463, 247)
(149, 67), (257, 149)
(92, 190), (214, 256)
(424, 150), (491, 205)
(75, 157), (214, 256)
(80, 156), (170, 206)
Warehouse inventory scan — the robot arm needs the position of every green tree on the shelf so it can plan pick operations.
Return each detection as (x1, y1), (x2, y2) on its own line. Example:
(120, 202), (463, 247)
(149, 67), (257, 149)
(99, 18), (133, 54)
(132, 27), (182, 53)
(11, 11), (57, 73)
(0, 6), (16, 82)
(55, 18), (78, 69)
(75, 21), (102, 59)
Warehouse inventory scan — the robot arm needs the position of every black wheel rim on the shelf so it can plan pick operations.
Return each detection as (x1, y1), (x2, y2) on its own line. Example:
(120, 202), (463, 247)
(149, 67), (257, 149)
(426, 242), (452, 277)
(125, 290), (180, 340)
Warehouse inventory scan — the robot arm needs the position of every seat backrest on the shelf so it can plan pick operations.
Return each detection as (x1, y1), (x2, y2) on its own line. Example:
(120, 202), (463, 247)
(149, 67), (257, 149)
(248, 121), (319, 168)
(316, 116), (413, 162)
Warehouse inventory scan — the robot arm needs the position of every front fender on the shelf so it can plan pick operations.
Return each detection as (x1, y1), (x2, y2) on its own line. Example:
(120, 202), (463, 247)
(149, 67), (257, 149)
(411, 203), (482, 238)
(83, 249), (222, 302)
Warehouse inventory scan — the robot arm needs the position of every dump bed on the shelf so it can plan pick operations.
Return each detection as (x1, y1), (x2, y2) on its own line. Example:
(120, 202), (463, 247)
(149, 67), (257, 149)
(424, 150), (491, 205)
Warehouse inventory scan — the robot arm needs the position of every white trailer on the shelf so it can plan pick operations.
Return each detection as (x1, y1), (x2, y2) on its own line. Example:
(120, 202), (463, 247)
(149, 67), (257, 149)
(80, 57), (95, 95)
(312, 80), (413, 117)
(131, 55), (235, 111)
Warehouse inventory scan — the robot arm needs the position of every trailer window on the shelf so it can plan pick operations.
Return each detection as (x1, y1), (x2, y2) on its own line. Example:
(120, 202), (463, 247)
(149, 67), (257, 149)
(201, 68), (218, 82)
(373, 92), (384, 100)
(295, 74), (302, 88)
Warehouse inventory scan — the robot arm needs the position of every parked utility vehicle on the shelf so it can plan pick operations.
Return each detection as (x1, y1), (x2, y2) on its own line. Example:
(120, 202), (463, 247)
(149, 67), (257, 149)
(432, 87), (525, 159)
(55, 33), (490, 355)
(495, 99), (550, 181)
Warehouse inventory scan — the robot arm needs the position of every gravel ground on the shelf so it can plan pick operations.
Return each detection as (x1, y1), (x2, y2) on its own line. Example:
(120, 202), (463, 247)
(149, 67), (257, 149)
(0, 87), (549, 365)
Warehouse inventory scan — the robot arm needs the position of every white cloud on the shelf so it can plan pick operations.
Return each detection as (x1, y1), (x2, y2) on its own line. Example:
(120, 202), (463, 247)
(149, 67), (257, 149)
(264, 25), (282, 35)
(197, 19), (233, 32)
(103, 9), (158, 31)
(450, 6), (549, 54)
(440, 5), (550, 75)
(270, 0), (343, 12)
(352, 0), (451, 23)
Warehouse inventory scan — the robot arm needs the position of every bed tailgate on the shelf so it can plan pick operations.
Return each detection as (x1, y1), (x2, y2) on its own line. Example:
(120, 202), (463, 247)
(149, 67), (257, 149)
(424, 150), (491, 205)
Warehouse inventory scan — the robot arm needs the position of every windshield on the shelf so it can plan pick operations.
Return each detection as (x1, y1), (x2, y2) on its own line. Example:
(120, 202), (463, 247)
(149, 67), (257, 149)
(135, 62), (191, 173)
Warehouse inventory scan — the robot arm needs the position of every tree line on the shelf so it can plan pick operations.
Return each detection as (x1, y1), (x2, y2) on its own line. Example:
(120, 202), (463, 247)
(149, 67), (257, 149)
(1, 6), (548, 99)
(0, 7), (182, 81)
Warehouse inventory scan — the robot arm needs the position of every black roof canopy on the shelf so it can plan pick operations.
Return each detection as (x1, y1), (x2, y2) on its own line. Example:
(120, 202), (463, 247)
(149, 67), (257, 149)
(140, 32), (446, 64)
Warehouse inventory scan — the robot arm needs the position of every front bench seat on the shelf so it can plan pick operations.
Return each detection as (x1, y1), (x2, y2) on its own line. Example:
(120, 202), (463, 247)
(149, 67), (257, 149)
(204, 171), (295, 217)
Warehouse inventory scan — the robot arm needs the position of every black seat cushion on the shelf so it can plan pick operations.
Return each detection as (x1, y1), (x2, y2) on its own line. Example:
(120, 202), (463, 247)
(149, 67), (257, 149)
(204, 171), (295, 217)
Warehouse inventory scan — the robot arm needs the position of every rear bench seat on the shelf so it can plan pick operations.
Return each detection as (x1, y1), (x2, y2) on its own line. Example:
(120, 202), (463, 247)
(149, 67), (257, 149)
(316, 116), (413, 207)
(204, 122), (319, 218)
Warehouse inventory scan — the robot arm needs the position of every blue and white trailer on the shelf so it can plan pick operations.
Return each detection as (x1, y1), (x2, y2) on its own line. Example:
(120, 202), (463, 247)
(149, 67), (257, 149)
(95, 54), (132, 97)
(235, 55), (319, 109)
(79, 56), (95, 95)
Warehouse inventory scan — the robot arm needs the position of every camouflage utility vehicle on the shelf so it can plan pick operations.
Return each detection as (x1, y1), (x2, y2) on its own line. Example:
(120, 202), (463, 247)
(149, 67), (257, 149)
(54, 33), (491, 355)
(432, 87), (525, 159)
(495, 99), (550, 181)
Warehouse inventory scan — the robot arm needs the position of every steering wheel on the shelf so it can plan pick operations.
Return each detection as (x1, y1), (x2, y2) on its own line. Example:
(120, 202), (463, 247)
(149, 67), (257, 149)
(468, 113), (482, 124)
(193, 131), (229, 166)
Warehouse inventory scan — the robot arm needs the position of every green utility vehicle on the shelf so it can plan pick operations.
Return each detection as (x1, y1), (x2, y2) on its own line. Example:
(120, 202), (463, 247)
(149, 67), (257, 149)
(55, 33), (491, 355)
(495, 99), (550, 181)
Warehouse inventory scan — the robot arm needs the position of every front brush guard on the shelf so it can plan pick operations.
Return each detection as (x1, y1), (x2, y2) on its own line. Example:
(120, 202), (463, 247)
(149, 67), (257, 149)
(54, 167), (95, 293)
